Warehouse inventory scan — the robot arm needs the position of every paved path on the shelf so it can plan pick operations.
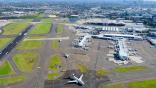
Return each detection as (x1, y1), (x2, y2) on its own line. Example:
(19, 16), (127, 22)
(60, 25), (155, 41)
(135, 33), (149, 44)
(7, 54), (21, 74)
(24, 37), (69, 41)
(30, 20), (57, 88)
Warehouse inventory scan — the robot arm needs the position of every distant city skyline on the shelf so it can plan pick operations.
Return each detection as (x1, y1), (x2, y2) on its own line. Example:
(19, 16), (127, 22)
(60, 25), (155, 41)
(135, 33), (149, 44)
(1, 0), (156, 3)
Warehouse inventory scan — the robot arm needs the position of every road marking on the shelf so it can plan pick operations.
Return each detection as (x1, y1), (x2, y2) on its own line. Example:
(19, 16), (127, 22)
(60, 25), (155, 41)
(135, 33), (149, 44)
(24, 37), (70, 41)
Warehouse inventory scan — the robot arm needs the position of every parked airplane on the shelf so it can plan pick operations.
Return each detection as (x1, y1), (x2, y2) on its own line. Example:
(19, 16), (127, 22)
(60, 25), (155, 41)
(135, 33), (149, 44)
(147, 37), (156, 46)
(67, 74), (85, 86)
(64, 53), (69, 58)
(116, 39), (129, 61)
(78, 35), (91, 47)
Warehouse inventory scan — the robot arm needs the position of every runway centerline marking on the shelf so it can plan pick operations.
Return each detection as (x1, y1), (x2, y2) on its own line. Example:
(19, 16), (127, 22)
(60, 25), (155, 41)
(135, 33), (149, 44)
(24, 37), (70, 41)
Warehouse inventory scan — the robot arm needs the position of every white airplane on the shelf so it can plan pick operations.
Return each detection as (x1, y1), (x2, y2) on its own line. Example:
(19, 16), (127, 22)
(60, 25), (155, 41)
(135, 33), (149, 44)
(147, 37), (156, 46)
(116, 39), (129, 61)
(59, 39), (62, 42)
(64, 53), (69, 58)
(67, 74), (85, 86)
(78, 35), (91, 47)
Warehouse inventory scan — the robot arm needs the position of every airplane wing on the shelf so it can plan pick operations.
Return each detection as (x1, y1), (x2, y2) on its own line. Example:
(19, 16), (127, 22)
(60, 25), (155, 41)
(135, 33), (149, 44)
(68, 80), (78, 83)
(79, 74), (83, 80)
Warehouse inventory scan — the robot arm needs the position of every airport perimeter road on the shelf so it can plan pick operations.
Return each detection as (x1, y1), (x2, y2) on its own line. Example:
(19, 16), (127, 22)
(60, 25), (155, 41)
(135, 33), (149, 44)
(0, 24), (34, 59)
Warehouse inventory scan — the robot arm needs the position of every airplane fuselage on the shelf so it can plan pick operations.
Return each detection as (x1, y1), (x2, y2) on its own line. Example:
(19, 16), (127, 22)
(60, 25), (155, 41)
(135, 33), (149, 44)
(73, 76), (85, 85)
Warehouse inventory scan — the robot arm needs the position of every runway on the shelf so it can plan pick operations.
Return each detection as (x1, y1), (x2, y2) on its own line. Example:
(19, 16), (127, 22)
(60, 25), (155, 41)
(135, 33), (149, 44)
(0, 24), (34, 59)
(24, 37), (69, 41)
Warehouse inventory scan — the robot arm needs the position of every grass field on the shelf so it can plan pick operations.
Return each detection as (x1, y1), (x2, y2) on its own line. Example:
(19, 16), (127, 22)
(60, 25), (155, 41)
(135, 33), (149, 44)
(47, 55), (62, 80)
(47, 73), (60, 80)
(56, 24), (63, 33)
(128, 79), (156, 88)
(0, 38), (11, 49)
(77, 64), (88, 73)
(30, 23), (51, 34)
(48, 55), (61, 71)
(96, 69), (108, 77)
(13, 53), (38, 72)
(0, 76), (25, 85)
(16, 40), (43, 50)
(112, 66), (146, 72)
(0, 61), (14, 75)
(3, 22), (29, 35)
(100, 79), (156, 88)
(51, 40), (58, 49)
(29, 18), (52, 34)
